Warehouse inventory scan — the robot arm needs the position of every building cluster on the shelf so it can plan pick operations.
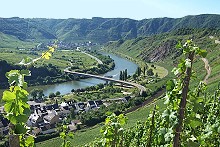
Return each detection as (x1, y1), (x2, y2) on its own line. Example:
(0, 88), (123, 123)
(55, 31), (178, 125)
(0, 96), (131, 136)
(26, 99), (104, 135)
(37, 41), (97, 50)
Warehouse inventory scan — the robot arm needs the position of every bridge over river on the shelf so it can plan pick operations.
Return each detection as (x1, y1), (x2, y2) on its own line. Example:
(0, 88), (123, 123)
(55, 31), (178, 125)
(64, 69), (146, 95)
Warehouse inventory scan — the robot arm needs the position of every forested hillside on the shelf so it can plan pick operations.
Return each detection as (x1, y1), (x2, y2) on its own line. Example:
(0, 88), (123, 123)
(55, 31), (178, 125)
(1, 14), (220, 43)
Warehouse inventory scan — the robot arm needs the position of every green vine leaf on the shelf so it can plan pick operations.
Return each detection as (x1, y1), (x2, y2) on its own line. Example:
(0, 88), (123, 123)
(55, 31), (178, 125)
(60, 132), (65, 139)
(176, 41), (182, 49)
(4, 102), (14, 113)
(196, 49), (207, 58)
(2, 90), (16, 102)
(189, 119), (203, 129)
(25, 136), (35, 147)
(7, 114), (17, 124)
(166, 80), (175, 91)
(15, 124), (27, 134)
(68, 132), (74, 139)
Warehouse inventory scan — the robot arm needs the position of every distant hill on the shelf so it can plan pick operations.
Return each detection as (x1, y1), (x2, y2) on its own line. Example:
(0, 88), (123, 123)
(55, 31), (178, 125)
(1, 14), (220, 43)
(104, 28), (220, 61)
(0, 17), (56, 41)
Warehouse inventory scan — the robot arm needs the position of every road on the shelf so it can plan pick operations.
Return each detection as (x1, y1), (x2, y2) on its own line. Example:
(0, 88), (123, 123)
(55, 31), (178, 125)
(201, 58), (211, 84)
(81, 51), (103, 64)
(64, 69), (146, 95)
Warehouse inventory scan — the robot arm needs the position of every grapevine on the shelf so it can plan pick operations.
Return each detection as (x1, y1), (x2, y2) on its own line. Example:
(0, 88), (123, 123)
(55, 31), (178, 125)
(2, 44), (56, 146)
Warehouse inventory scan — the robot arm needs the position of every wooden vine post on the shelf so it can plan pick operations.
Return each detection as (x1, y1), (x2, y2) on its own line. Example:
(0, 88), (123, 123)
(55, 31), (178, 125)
(173, 51), (194, 147)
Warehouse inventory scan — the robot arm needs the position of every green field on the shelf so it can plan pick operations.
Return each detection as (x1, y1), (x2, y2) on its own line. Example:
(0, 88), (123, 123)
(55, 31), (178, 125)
(52, 50), (98, 70)
(0, 50), (98, 70)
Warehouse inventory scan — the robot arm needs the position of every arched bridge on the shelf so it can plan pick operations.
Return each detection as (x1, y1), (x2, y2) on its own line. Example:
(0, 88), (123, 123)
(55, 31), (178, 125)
(64, 69), (146, 96)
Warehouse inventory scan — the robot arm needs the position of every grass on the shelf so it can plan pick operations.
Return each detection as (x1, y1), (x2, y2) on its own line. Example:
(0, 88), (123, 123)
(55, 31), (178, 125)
(124, 98), (165, 128)
(36, 125), (101, 147)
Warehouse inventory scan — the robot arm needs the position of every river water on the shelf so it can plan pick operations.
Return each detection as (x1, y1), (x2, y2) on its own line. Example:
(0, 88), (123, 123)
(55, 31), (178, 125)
(28, 52), (138, 96)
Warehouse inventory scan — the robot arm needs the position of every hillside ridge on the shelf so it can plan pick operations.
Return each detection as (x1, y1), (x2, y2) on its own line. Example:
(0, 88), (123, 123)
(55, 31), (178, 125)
(1, 14), (220, 43)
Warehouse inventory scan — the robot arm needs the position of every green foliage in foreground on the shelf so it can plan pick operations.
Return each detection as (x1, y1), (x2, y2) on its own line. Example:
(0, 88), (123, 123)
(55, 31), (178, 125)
(2, 45), (56, 146)
(60, 125), (74, 147)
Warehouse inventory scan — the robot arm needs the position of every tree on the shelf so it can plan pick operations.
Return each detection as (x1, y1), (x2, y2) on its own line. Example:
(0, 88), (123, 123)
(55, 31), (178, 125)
(132, 73), (137, 80)
(37, 89), (44, 100)
(122, 71), (125, 80)
(56, 91), (61, 96)
(147, 69), (154, 76)
(97, 83), (104, 89)
(49, 92), (56, 98)
(119, 71), (123, 80)
(143, 66), (146, 76)
(124, 69), (128, 80)
(119, 69), (128, 81)
(30, 88), (44, 101)
(30, 89), (38, 100)
(136, 67), (141, 76)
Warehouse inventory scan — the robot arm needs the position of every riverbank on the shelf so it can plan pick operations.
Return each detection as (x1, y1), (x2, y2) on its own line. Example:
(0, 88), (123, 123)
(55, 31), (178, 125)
(100, 49), (168, 78)
(22, 52), (138, 96)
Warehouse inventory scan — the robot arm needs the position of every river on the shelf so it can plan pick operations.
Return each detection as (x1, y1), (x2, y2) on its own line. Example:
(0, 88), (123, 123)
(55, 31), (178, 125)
(27, 52), (138, 96)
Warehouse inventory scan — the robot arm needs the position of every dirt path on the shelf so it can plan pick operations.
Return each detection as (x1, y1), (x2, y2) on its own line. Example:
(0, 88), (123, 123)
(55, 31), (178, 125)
(201, 58), (211, 84)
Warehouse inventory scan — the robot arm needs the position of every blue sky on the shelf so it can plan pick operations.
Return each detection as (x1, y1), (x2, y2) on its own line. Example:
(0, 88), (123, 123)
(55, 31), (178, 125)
(1, 0), (220, 20)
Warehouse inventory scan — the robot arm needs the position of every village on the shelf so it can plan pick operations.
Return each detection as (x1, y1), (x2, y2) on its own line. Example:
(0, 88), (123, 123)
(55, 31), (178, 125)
(0, 95), (131, 137)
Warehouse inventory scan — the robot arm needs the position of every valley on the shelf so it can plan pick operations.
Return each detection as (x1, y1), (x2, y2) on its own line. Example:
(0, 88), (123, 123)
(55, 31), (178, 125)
(0, 14), (220, 146)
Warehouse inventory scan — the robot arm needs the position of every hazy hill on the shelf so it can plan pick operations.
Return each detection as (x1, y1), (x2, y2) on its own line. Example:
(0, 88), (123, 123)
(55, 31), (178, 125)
(1, 14), (220, 43)
(105, 28), (220, 61)
(0, 17), (56, 40)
